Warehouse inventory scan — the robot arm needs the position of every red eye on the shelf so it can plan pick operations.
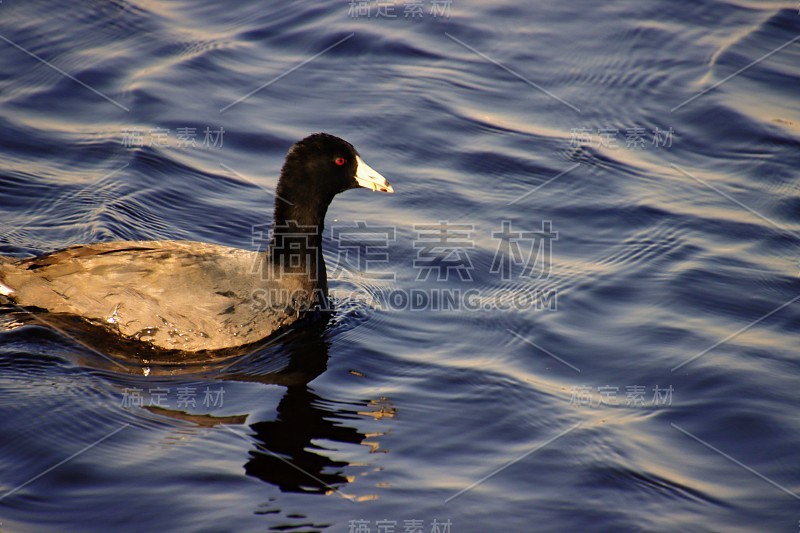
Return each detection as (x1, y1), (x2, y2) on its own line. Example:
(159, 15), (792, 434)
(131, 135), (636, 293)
(334, 157), (346, 166)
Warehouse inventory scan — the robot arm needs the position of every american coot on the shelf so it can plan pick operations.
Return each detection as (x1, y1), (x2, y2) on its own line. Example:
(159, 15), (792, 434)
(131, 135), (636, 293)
(0, 133), (393, 353)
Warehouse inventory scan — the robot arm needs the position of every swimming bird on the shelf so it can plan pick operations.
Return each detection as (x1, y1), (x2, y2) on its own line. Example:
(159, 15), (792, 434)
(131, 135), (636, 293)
(0, 133), (393, 353)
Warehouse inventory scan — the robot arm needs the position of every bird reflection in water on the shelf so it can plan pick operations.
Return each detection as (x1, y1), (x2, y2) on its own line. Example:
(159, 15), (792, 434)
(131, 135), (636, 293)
(218, 319), (392, 498)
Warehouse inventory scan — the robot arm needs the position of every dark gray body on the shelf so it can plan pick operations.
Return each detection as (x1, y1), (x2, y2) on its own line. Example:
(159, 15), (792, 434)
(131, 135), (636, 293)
(0, 240), (314, 352)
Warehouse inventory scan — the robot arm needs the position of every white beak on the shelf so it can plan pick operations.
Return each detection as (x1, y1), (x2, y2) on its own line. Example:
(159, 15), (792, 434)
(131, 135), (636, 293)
(355, 155), (394, 193)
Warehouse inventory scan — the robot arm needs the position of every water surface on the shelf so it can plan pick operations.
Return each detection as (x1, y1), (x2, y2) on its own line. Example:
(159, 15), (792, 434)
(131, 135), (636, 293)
(1, 1), (799, 531)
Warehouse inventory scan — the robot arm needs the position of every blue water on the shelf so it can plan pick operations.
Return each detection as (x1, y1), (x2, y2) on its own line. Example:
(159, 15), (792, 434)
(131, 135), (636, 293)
(1, 1), (799, 531)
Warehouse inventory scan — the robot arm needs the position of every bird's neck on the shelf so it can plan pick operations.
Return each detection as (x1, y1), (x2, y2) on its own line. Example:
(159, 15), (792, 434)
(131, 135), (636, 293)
(267, 195), (329, 291)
